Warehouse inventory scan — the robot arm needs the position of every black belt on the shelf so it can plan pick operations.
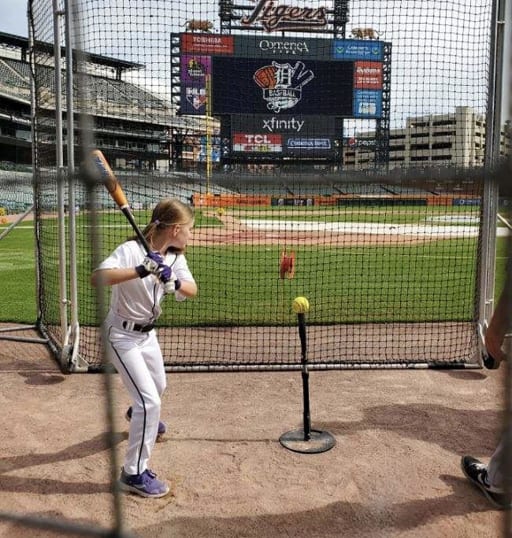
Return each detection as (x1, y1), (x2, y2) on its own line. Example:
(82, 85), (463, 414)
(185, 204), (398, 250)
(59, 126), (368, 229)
(122, 321), (155, 332)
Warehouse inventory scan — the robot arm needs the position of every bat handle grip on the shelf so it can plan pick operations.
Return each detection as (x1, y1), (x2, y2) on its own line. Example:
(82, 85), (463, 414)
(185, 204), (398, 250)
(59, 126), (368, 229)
(121, 207), (151, 253)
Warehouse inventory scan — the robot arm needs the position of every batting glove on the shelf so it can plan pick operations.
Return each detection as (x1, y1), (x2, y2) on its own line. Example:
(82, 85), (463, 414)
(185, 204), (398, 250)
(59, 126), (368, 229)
(135, 251), (164, 278)
(156, 263), (170, 281)
(163, 279), (179, 294)
(157, 264), (182, 294)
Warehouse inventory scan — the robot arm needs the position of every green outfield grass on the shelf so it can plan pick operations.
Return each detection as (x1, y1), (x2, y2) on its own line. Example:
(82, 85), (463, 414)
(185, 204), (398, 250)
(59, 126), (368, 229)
(1, 225), (37, 321)
(0, 207), (507, 325)
(183, 241), (479, 326)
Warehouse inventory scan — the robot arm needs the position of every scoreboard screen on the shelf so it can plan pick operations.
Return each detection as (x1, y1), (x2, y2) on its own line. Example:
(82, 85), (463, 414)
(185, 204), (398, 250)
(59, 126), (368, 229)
(210, 57), (353, 116)
(177, 33), (387, 158)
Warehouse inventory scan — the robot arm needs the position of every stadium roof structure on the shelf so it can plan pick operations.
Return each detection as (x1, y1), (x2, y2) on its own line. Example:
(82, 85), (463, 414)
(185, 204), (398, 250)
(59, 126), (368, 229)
(0, 31), (144, 77)
(0, 31), (214, 134)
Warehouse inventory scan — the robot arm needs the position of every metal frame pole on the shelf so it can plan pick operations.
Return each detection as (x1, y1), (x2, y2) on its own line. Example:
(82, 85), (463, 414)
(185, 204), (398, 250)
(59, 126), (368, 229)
(64, 0), (81, 369)
(66, 0), (127, 532)
(52, 0), (70, 350)
(500, 3), (511, 535)
(479, 0), (506, 358)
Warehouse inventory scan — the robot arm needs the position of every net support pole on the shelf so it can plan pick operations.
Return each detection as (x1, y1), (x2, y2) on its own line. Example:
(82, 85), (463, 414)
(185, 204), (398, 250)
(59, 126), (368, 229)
(479, 0), (507, 356)
(52, 1), (70, 357)
(63, 0), (82, 371)
(280, 312), (336, 454)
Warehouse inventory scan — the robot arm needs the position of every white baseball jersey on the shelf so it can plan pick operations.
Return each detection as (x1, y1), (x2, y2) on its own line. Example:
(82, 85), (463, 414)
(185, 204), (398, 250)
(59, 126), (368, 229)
(96, 239), (195, 324)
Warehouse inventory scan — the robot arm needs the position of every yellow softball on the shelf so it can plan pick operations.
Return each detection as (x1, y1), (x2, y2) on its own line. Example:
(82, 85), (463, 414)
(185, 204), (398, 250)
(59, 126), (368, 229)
(292, 296), (310, 314)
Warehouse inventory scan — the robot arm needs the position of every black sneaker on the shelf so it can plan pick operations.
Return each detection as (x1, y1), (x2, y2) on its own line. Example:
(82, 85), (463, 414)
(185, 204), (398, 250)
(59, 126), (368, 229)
(483, 352), (504, 370)
(125, 406), (166, 441)
(461, 455), (512, 509)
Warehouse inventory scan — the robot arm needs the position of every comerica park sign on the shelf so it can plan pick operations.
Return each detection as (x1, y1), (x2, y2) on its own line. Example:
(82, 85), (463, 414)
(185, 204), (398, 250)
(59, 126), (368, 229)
(241, 0), (328, 32)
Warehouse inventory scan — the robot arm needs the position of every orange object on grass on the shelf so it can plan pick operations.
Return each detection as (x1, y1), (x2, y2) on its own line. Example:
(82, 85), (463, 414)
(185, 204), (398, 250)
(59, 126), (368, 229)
(280, 251), (295, 279)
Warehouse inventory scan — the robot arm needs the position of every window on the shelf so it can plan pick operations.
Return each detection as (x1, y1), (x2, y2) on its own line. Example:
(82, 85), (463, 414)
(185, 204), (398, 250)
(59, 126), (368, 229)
(410, 144), (429, 150)
(432, 142), (452, 150)
(432, 130), (455, 136)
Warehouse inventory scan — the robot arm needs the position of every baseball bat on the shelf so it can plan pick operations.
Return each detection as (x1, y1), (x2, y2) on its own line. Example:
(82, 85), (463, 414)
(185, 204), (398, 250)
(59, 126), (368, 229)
(88, 149), (151, 254)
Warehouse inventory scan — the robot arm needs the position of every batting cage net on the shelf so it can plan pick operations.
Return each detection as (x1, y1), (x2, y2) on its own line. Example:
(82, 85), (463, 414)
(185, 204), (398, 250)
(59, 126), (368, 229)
(26, 0), (506, 372)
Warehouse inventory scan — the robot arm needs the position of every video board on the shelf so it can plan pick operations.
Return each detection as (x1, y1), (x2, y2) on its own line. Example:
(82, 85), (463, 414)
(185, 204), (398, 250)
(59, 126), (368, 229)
(177, 33), (386, 159)
(211, 57), (353, 115)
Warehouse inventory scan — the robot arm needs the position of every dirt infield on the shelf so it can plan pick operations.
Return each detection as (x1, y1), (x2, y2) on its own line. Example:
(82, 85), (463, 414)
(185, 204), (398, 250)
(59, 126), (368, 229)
(4, 210), (444, 248)
(191, 212), (443, 247)
(0, 326), (507, 537)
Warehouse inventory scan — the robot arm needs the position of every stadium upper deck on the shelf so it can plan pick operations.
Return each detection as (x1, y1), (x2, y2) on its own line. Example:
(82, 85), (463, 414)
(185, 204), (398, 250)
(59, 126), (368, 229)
(0, 31), (208, 171)
(0, 32), (490, 201)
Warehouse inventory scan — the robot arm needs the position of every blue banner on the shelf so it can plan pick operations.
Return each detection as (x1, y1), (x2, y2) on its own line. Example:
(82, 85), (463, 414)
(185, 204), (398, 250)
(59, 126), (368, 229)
(353, 89), (383, 118)
(333, 40), (384, 61)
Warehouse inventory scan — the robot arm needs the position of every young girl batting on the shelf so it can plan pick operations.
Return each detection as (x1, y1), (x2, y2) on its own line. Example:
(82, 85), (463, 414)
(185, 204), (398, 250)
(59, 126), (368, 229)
(91, 198), (197, 498)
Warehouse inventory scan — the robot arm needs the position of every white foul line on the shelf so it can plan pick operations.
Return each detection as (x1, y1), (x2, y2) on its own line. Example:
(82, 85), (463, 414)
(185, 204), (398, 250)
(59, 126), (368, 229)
(241, 220), (510, 237)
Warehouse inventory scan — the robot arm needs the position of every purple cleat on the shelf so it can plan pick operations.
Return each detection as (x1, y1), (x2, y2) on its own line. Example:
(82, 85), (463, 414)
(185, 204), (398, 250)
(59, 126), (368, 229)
(119, 468), (169, 498)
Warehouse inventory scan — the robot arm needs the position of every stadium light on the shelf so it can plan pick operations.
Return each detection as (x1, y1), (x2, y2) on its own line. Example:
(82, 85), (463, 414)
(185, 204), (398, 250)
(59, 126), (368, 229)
(219, 0), (233, 22)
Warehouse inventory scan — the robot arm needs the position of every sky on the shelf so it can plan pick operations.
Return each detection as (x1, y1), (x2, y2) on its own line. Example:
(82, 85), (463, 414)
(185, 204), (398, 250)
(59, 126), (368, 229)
(0, 0), (510, 125)
(2, 1), (29, 37)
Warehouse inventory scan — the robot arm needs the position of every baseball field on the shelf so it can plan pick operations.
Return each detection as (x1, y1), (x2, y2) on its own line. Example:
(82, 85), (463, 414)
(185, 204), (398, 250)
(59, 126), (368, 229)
(0, 203), (509, 537)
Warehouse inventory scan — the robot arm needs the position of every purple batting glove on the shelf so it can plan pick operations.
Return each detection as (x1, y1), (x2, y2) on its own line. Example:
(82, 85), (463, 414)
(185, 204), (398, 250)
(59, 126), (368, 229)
(157, 264), (172, 283)
(157, 265), (182, 294)
(136, 251), (164, 278)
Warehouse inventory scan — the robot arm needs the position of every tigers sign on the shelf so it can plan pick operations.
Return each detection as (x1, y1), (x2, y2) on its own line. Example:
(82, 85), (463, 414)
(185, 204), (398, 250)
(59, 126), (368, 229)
(241, 0), (328, 32)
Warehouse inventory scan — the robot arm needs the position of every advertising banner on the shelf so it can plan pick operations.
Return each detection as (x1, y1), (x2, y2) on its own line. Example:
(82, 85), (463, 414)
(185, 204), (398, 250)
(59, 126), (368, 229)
(230, 114), (339, 158)
(230, 114), (338, 136)
(179, 55), (211, 115)
(353, 61), (383, 90)
(181, 33), (234, 55)
(353, 89), (383, 118)
(233, 35), (332, 60)
(181, 55), (211, 83)
(232, 133), (283, 153)
(333, 39), (384, 61)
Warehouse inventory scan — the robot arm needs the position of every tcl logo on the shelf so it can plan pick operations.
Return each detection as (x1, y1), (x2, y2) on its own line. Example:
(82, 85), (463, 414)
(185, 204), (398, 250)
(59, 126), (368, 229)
(233, 133), (281, 144)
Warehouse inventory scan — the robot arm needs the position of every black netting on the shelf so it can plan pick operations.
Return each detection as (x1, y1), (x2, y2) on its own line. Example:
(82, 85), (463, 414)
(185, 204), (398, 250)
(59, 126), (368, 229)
(27, 0), (498, 371)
